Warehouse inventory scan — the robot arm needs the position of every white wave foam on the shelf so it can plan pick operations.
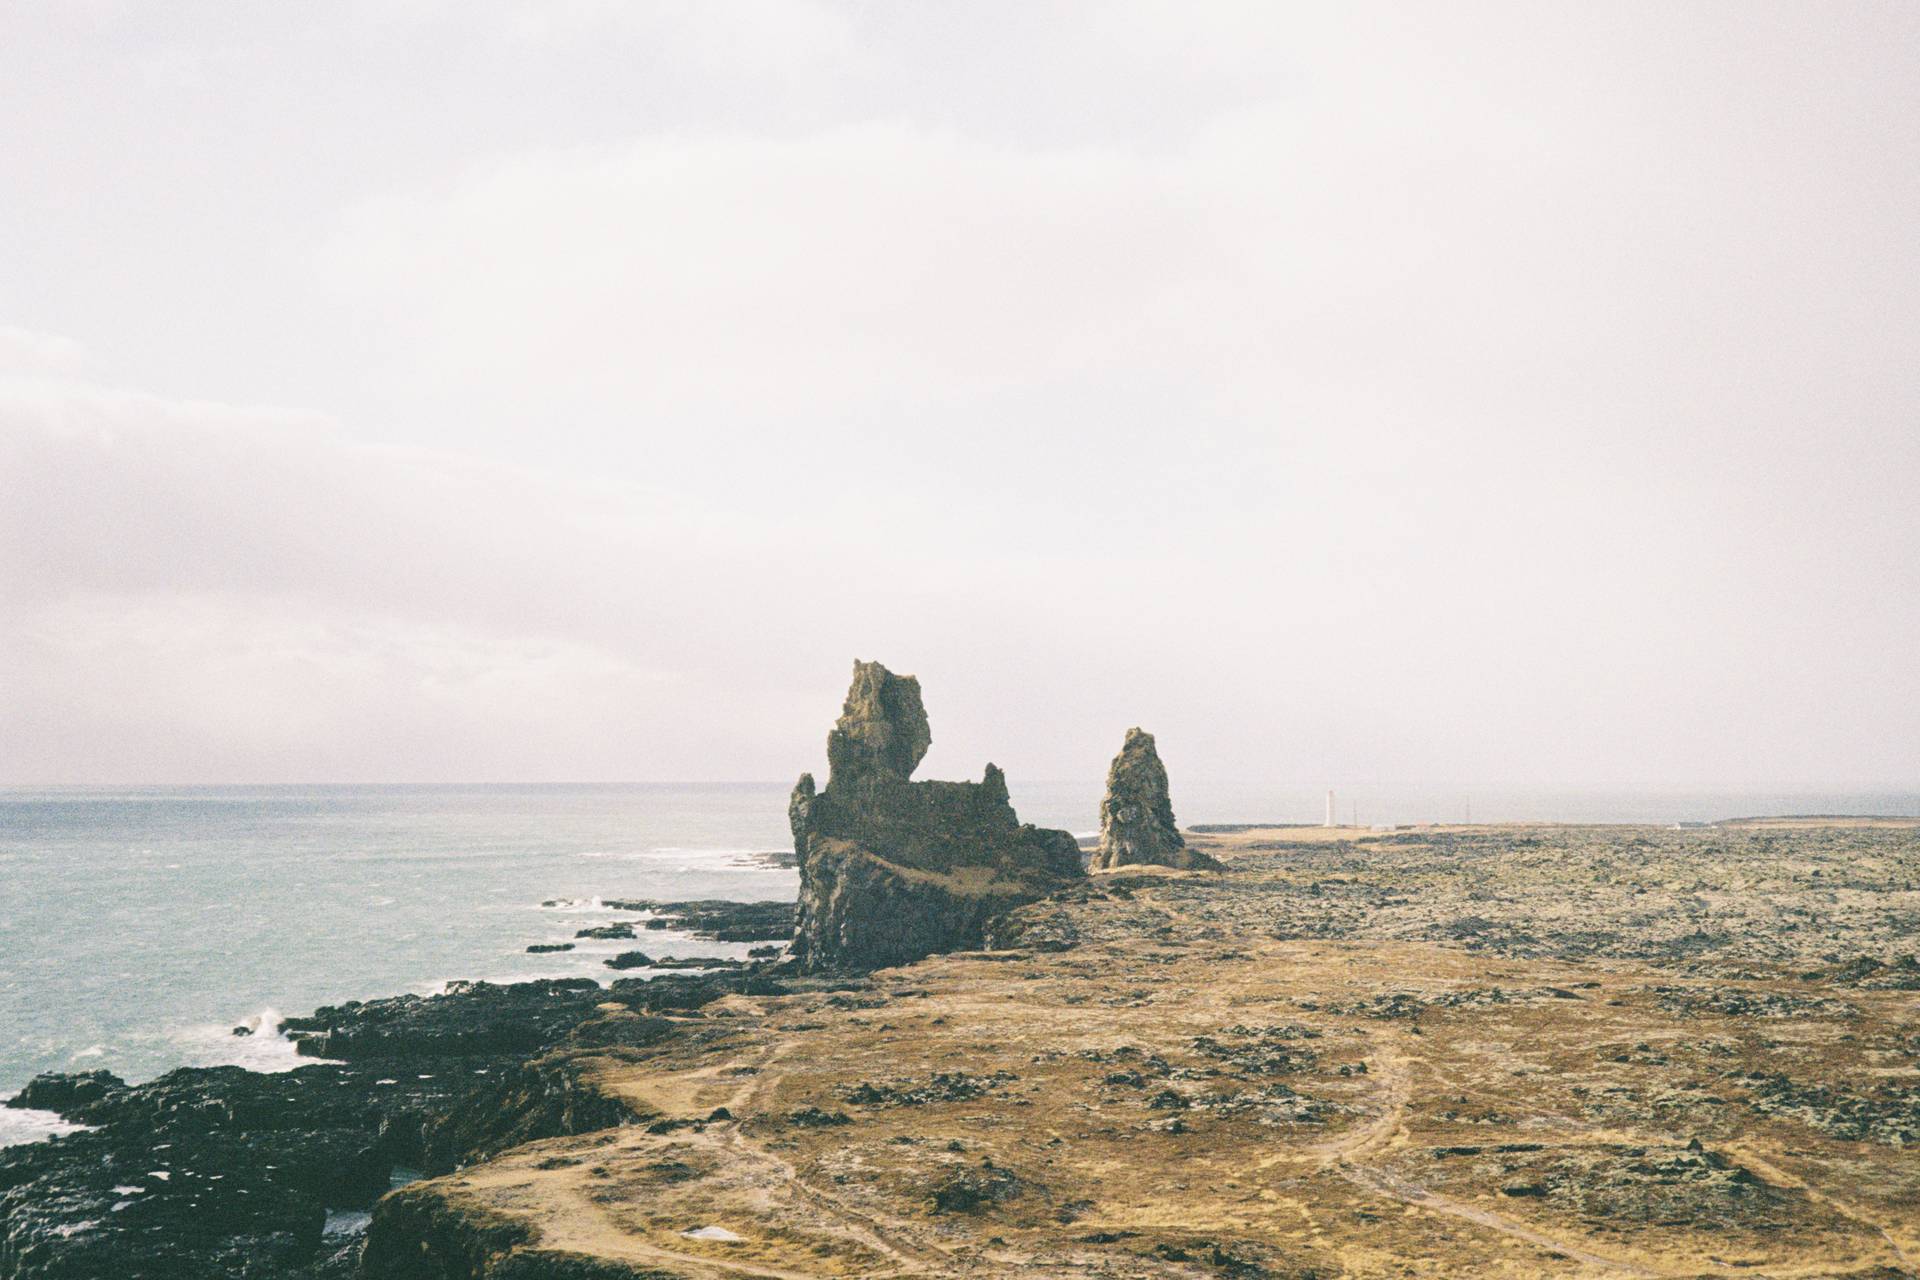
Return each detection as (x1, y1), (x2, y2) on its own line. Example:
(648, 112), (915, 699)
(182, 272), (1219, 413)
(176, 1006), (334, 1073)
(652, 846), (779, 856)
(577, 847), (793, 864)
(0, 1099), (89, 1149)
(323, 1209), (372, 1237)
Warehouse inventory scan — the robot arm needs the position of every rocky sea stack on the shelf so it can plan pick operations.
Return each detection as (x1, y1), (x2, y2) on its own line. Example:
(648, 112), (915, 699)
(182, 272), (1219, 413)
(1091, 727), (1222, 871)
(789, 660), (1083, 970)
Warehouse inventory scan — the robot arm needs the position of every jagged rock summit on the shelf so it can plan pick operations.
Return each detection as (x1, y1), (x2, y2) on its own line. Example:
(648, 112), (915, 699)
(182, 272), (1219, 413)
(826, 660), (931, 783)
(789, 660), (1083, 970)
(1092, 727), (1222, 871)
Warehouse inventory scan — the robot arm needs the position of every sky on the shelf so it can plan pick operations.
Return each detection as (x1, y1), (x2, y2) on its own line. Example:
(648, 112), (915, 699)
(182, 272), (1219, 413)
(2, 1), (1917, 789)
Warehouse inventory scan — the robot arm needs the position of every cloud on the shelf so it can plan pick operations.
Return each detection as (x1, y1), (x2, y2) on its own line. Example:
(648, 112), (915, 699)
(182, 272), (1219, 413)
(0, 373), (1194, 784)
(8, 592), (681, 783)
(5, 360), (1915, 789)
(317, 79), (1920, 529)
(0, 377), (818, 782)
(0, 326), (88, 377)
(4, 5), (1917, 789)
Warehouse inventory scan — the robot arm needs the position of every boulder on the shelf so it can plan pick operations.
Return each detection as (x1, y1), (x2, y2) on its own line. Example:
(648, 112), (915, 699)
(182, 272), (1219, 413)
(790, 661), (1083, 970)
(5, 1069), (125, 1113)
(1091, 728), (1221, 871)
(573, 923), (636, 940)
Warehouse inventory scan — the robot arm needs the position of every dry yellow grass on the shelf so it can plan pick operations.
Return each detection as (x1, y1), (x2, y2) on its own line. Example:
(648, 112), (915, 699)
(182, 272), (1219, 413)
(388, 822), (1920, 1279)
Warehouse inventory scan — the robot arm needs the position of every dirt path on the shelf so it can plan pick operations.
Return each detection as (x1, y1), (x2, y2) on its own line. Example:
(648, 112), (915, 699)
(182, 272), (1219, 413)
(707, 1123), (953, 1275)
(401, 822), (1920, 1279)
(1724, 1141), (1918, 1276)
(691, 1035), (958, 1276)
(1286, 1046), (1663, 1276)
(1307, 1043), (1416, 1167)
(1338, 1163), (1663, 1276)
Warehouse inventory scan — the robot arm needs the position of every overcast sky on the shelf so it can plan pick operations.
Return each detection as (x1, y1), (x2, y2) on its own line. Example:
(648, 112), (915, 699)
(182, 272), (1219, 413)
(3, 1), (1916, 789)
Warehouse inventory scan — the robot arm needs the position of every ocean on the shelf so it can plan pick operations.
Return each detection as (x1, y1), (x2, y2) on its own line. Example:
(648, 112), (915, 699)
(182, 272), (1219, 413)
(3, 781), (1915, 1145)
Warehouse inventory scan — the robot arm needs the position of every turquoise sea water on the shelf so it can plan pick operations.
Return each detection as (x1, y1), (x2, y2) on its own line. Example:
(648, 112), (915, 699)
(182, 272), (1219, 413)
(3, 781), (1915, 1121)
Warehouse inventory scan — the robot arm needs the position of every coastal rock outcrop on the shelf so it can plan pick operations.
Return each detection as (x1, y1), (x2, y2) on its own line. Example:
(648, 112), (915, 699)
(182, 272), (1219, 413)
(790, 661), (1083, 971)
(825, 659), (932, 783)
(1091, 728), (1221, 871)
(0, 966), (801, 1280)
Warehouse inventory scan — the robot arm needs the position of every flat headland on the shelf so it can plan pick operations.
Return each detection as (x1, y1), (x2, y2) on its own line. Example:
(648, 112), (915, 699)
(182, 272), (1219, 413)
(7, 818), (1918, 1278)
(368, 819), (1920, 1279)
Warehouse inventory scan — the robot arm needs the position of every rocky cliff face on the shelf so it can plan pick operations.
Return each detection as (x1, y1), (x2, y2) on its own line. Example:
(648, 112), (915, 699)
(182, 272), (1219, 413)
(1091, 727), (1221, 871)
(790, 661), (1083, 970)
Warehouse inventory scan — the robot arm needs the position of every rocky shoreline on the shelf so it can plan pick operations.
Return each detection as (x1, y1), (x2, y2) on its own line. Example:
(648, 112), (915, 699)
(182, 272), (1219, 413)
(272, 818), (1916, 1280)
(11, 665), (1915, 1278)
(5, 660), (1100, 1279)
(0, 899), (810, 1280)
(11, 821), (1920, 1278)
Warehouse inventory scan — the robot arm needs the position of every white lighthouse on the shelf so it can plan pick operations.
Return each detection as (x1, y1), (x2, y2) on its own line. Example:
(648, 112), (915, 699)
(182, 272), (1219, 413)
(1325, 789), (1335, 828)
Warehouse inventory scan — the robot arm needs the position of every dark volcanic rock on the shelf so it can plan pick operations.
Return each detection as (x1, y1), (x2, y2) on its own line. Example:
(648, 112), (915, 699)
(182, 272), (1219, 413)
(4, 1070), (122, 1114)
(928, 1161), (1028, 1215)
(284, 978), (609, 1061)
(573, 923), (637, 940)
(599, 899), (795, 943)
(1091, 728), (1220, 872)
(789, 661), (1083, 971)
(360, 1183), (529, 1280)
(1, 1124), (326, 1280)
(411, 1057), (640, 1174)
(0, 1063), (417, 1279)
(0, 971), (776, 1279)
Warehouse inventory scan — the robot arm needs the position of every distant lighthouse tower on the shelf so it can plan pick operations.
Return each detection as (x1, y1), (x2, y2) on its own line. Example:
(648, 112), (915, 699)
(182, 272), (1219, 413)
(1324, 789), (1335, 828)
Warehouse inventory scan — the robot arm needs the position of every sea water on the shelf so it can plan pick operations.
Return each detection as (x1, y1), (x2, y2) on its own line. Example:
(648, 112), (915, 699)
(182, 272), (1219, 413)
(0, 783), (806, 1102)
(3, 781), (1914, 1122)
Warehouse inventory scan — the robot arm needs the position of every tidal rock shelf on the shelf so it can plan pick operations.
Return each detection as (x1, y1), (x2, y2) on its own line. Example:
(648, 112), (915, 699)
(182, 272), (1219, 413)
(534, 899), (796, 945)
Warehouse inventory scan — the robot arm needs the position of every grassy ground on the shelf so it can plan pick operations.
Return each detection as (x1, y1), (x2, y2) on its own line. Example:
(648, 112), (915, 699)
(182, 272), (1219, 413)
(389, 821), (1920, 1279)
